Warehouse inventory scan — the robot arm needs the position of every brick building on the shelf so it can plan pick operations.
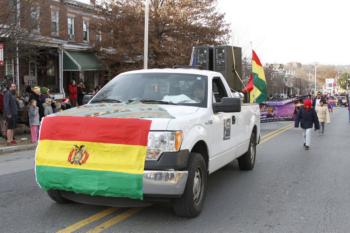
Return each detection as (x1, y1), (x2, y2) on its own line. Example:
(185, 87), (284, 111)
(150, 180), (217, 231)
(0, 0), (108, 98)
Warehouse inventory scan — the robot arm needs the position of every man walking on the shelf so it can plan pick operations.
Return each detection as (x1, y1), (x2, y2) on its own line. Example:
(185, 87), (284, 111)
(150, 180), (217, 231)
(312, 92), (322, 109)
(3, 83), (18, 145)
(295, 99), (320, 150)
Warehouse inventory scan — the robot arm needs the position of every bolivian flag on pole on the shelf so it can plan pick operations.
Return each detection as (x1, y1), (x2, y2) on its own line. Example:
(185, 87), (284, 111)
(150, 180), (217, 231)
(35, 116), (151, 200)
(250, 50), (267, 103)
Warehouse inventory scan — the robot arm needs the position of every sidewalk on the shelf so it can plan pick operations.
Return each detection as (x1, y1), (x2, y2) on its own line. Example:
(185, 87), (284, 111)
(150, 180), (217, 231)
(0, 124), (37, 155)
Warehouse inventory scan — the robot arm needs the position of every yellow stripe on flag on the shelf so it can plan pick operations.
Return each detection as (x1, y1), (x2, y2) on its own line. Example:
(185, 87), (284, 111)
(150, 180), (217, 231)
(36, 140), (147, 175)
(252, 60), (266, 81)
(250, 88), (262, 103)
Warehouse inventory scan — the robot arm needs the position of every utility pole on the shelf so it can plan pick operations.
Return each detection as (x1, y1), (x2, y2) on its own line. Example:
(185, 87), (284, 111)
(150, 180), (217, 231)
(314, 64), (317, 95)
(16, 0), (20, 92)
(143, 0), (150, 69)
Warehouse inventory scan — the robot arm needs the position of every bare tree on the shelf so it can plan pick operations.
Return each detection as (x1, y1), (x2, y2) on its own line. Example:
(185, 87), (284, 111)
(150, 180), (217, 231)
(96, 0), (230, 74)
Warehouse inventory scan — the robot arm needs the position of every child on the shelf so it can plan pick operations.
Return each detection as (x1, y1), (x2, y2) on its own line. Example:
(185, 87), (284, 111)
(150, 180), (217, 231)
(295, 99), (320, 150)
(28, 99), (40, 143)
(316, 99), (330, 135)
(43, 98), (53, 116)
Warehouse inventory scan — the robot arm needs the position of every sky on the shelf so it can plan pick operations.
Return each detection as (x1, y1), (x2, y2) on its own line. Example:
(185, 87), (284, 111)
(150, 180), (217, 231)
(217, 0), (349, 65)
(77, 0), (349, 65)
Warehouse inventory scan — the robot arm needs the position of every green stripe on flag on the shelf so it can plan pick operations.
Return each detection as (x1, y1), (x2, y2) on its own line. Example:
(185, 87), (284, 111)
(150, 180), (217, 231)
(255, 92), (267, 103)
(36, 166), (144, 200)
(253, 73), (267, 103)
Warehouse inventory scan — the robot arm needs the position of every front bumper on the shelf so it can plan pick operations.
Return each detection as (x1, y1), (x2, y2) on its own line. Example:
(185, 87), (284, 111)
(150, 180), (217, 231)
(59, 151), (190, 206)
(143, 170), (188, 196)
(60, 170), (188, 207)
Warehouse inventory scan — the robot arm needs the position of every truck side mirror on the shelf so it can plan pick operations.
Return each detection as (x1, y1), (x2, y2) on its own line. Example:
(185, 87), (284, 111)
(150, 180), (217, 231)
(213, 97), (241, 113)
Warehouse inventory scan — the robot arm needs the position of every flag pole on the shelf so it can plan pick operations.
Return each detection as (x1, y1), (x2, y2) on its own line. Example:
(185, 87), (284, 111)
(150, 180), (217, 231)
(249, 41), (253, 103)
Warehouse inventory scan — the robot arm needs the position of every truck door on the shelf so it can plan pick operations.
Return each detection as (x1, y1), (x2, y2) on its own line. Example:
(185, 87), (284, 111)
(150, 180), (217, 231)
(208, 77), (238, 171)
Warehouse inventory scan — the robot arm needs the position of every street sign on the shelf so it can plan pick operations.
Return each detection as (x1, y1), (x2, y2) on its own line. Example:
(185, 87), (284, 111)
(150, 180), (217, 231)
(0, 43), (3, 66)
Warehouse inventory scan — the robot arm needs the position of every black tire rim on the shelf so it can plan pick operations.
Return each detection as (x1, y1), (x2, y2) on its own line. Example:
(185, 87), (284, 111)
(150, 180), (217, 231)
(250, 139), (256, 163)
(193, 168), (204, 205)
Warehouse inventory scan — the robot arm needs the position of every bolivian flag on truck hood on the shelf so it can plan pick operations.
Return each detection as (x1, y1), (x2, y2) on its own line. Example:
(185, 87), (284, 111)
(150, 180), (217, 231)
(35, 116), (151, 200)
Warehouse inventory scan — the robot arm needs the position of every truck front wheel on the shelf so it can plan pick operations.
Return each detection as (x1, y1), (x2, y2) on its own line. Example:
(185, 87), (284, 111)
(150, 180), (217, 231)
(47, 190), (71, 204)
(173, 153), (207, 218)
(238, 133), (256, 171)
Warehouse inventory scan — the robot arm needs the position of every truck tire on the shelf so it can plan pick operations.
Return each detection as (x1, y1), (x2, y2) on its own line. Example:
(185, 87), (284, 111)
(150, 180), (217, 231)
(47, 190), (71, 204)
(173, 153), (207, 218)
(238, 133), (256, 171)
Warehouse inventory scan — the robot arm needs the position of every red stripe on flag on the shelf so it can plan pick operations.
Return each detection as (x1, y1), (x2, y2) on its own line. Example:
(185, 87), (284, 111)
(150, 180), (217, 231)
(39, 116), (151, 146)
(242, 74), (254, 93)
(252, 50), (262, 66)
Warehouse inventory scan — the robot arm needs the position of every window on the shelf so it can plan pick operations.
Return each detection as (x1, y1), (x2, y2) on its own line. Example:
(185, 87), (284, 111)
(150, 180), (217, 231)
(91, 73), (208, 108)
(109, 29), (114, 45)
(83, 20), (89, 42)
(51, 9), (59, 36)
(212, 77), (228, 103)
(67, 16), (75, 40)
(8, 0), (16, 24)
(96, 30), (102, 43)
(5, 59), (14, 76)
(30, 6), (40, 32)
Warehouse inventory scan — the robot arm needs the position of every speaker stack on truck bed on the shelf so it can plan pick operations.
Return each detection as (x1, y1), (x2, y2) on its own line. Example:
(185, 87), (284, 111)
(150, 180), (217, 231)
(190, 45), (243, 92)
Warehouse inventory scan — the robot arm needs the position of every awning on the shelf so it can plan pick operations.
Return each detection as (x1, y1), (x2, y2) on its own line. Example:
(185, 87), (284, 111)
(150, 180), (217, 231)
(63, 50), (104, 71)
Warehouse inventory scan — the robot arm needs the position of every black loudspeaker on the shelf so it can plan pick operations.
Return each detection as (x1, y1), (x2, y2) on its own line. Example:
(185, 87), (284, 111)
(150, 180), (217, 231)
(213, 45), (243, 91)
(190, 46), (213, 70)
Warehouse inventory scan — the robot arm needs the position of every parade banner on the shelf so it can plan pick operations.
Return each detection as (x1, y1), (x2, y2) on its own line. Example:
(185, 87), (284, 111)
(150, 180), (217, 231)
(35, 116), (151, 200)
(260, 97), (306, 122)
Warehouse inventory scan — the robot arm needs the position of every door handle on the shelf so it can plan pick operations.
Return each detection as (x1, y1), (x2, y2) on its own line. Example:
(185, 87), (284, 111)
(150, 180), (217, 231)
(205, 120), (213, 125)
(232, 115), (236, 124)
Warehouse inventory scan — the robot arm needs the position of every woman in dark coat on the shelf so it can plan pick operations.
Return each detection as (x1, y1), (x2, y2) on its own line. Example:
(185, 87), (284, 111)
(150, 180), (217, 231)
(77, 81), (86, 106)
(295, 99), (320, 150)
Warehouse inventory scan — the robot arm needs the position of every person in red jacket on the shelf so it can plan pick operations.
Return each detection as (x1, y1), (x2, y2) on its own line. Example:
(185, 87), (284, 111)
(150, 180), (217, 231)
(68, 80), (78, 107)
(295, 99), (320, 150)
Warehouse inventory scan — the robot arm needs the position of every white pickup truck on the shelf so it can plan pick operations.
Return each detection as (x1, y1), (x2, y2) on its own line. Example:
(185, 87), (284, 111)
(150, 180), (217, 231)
(47, 69), (260, 218)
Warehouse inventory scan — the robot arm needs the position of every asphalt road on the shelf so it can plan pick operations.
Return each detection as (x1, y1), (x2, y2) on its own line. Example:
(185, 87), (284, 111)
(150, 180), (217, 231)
(0, 108), (349, 233)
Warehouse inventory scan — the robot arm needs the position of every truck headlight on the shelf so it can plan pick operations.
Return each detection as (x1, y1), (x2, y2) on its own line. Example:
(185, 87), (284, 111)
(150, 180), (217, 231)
(146, 131), (183, 160)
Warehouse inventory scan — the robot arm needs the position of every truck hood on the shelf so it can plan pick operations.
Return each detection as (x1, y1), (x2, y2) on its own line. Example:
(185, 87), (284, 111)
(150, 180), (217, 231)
(54, 103), (199, 130)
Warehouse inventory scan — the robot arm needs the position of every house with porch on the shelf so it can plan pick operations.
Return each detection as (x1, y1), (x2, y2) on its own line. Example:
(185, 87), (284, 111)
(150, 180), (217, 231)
(0, 0), (107, 99)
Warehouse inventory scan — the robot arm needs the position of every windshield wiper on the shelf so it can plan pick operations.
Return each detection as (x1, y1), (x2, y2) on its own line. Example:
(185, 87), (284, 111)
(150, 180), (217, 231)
(139, 99), (177, 105)
(90, 98), (122, 103)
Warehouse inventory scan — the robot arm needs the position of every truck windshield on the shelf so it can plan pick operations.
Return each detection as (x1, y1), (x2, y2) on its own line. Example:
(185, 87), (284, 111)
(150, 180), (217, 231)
(91, 73), (208, 107)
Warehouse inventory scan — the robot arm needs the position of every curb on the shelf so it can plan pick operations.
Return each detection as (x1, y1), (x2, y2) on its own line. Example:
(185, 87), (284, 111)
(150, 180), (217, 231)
(0, 144), (37, 155)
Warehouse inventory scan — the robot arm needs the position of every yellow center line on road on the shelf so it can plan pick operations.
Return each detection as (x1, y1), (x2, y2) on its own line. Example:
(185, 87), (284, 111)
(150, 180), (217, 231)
(260, 124), (293, 144)
(86, 208), (143, 233)
(56, 207), (118, 233)
(261, 123), (293, 140)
